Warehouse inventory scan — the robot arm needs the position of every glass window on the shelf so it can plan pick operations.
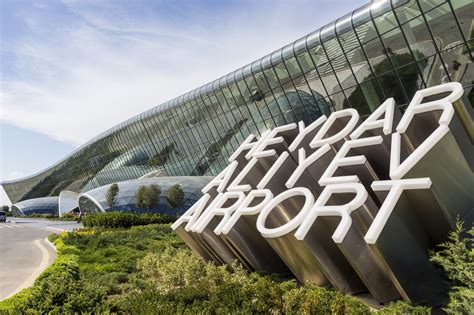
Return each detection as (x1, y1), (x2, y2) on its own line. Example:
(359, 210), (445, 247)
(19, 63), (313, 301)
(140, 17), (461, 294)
(296, 51), (316, 73)
(322, 37), (343, 60)
(396, 62), (423, 99)
(357, 79), (385, 112)
(419, 0), (446, 12)
(285, 56), (304, 80)
(317, 62), (342, 94)
(253, 71), (272, 95)
(308, 45), (328, 67)
(305, 69), (329, 98)
(347, 46), (374, 82)
(262, 67), (280, 90)
(344, 85), (371, 116)
(377, 71), (408, 105)
(337, 28), (360, 53)
(394, 0), (422, 24)
(425, 3), (465, 52)
(363, 38), (392, 75)
(228, 82), (251, 119)
(272, 87), (296, 123)
(272, 61), (292, 86)
(451, 0), (474, 42)
(374, 9), (398, 35)
(401, 17), (436, 59)
(355, 20), (378, 44)
(331, 54), (357, 89)
(440, 43), (473, 85)
(381, 28), (412, 68)
(328, 91), (347, 111)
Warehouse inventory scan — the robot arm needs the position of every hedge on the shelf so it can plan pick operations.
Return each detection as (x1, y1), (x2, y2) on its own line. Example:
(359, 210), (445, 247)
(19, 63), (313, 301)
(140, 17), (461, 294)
(81, 212), (176, 228)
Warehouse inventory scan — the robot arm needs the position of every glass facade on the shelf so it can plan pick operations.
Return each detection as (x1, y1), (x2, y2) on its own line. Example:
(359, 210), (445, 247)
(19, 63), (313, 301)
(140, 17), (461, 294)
(11, 197), (59, 216)
(58, 190), (80, 217)
(77, 176), (211, 215)
(2, 0), (473, 203)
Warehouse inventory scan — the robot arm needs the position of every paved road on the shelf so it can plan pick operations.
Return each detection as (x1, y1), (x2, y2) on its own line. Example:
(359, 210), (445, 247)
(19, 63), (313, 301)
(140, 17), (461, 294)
(0, 218), (81, 301)
(8, 217), (82, 232)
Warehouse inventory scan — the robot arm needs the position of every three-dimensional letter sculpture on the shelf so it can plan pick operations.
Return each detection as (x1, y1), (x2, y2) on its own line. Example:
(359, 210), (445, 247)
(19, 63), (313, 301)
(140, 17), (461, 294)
(172, 82), (474, 305)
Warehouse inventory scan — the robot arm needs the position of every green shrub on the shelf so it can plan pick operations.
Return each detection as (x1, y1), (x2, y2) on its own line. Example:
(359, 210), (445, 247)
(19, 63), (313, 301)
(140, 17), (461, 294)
(24, 213), (57, 219)
(282, 284), (370, 314)
(55, 212), (78, 221)
(126, 247), (287, 313)
(166, 184), (184, 211)
(377, 301), (431, 314)
(0, 287), (36, 314)
(106, 183), (119, 208)
(0, 252), (107, 314)
(81, 212), (175, 228)
(430, 219), (474, 314)
(125, 247), (371, 314)
(136, 184), (161, 211)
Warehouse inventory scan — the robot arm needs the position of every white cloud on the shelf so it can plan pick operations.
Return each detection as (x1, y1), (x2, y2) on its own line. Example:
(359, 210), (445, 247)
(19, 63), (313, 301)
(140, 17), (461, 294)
(1, 0), (366, 146)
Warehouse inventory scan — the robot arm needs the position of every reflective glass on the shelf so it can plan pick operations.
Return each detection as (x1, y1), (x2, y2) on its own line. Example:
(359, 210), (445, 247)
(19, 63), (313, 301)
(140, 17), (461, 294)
(425, 3), (464, 53)
(394, 0), (421, 24)
(363, 38), (392, 75)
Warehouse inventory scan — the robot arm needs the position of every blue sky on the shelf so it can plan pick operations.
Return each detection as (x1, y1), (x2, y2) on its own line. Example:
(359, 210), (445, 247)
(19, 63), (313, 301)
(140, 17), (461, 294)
(0, 0), (366, 202)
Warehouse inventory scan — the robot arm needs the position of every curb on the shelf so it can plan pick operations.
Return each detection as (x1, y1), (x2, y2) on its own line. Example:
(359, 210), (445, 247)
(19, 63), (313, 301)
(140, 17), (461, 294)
(44, 237), (57, 252)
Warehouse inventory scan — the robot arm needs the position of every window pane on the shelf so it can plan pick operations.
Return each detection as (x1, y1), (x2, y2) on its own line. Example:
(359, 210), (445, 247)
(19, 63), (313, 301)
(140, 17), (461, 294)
(440, 43), (473, 85)
(425, 3), (464, 52)
(318, 62), (342, 94)
(419, 0), (446, 12)
(344, 85), (370, 116)
(401, 17), (437, 59)
(328, 91), (347, 111)
(452, 0), (474, 41)
(363, 38), (392, 75)
(337, 28), (360, 53)
(305, 70), (328, 98)
(396, 62), (423, 99)
(355, 20), (378, 44)
(285, 56), (303, 79)
(374, 9), (398, 35)
(296, 51), (316, 73)
(382, 28), (412, 68)
(331, 54), (357, 89)
(394, 0), (422, 24)
(308, 45), (328, 67)
(377, 71), (408, 105)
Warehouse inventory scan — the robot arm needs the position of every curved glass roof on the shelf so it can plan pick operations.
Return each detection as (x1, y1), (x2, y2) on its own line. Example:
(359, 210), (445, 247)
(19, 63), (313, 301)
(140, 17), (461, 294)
(11, 196), (59, 216)
(78, 176), (211, 215)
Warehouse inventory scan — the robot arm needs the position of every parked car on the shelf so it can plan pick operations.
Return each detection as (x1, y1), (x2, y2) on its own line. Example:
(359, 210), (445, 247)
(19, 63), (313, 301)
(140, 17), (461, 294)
(0, 211), (6, 223)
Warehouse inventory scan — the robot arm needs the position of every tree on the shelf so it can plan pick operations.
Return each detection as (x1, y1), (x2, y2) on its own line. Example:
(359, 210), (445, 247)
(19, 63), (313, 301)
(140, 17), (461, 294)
(135, 185), (161, 212)
(135, 186), (147, 210)
(106, 183), (119, 209)
(166, 184), (184, 213)
(430, 219), (473, 314)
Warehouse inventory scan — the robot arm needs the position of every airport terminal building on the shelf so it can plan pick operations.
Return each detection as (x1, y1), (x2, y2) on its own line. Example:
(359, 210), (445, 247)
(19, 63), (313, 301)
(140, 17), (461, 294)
(2, 0), (473, 213)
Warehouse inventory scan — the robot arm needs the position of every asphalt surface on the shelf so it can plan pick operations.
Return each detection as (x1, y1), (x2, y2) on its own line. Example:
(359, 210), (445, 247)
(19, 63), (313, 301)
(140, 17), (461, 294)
(0, 218), (82, 301)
